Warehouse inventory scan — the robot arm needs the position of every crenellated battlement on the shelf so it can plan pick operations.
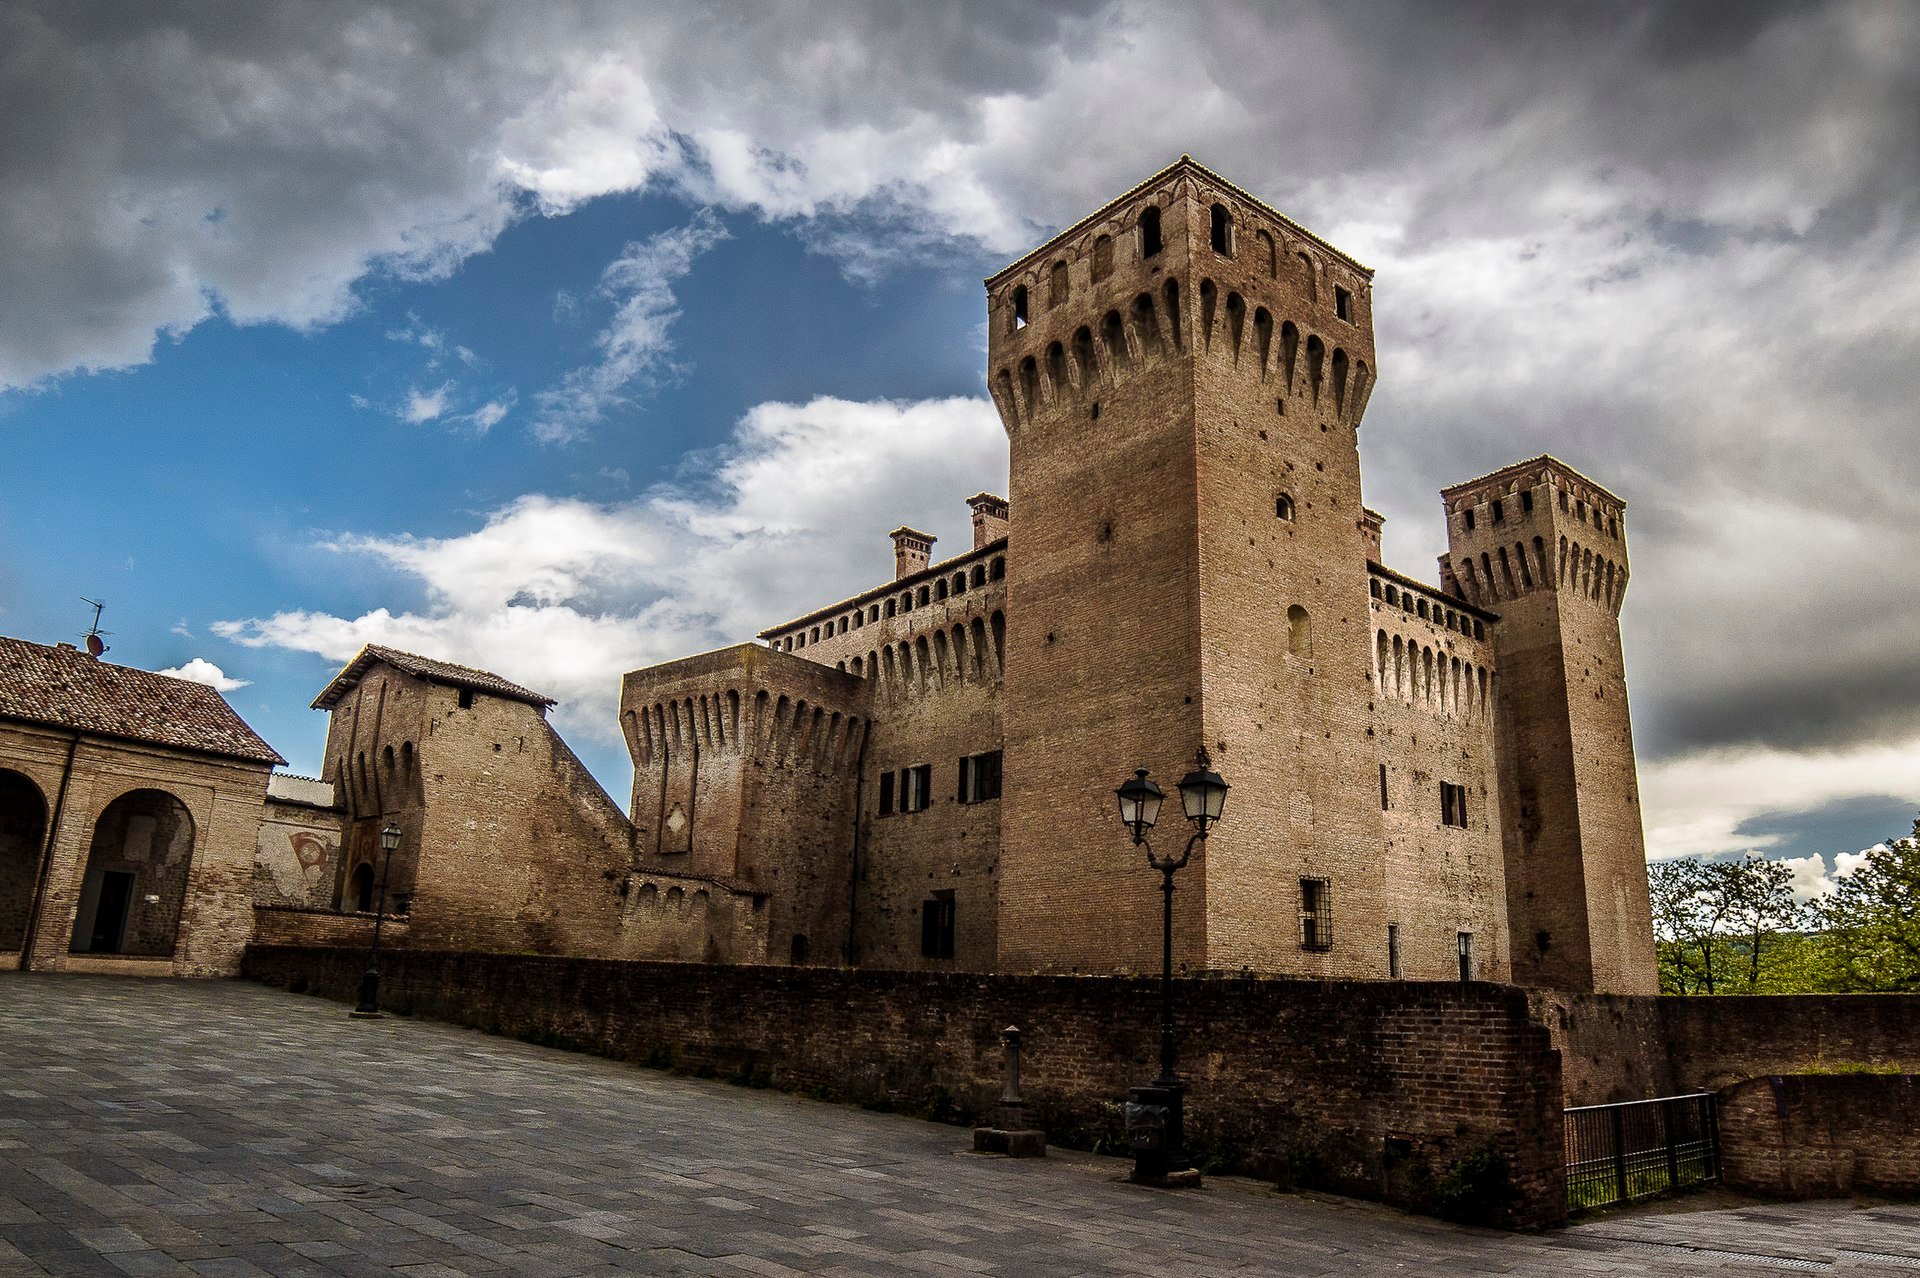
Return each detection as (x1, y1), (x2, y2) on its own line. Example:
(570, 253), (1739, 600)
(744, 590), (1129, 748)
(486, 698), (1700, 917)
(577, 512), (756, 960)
(1441, 455), (1630, 616)
(985, 157), (1376, 436)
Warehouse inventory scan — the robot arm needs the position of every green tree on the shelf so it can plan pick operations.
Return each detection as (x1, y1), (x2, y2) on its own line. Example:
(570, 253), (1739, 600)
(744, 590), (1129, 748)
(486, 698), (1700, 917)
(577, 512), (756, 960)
(1817, 817), (1920, 992)
(1648, 853), (1805, 994)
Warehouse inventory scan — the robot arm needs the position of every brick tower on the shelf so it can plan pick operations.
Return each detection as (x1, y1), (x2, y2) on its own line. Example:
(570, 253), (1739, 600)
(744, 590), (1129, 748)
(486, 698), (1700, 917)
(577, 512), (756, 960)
(988, 158), (1388, 975)
(1440, 459), (1658, 994)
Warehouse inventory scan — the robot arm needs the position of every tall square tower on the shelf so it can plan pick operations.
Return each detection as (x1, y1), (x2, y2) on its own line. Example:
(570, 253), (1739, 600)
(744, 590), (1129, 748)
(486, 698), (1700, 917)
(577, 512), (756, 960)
(988, 159), (1387, 975)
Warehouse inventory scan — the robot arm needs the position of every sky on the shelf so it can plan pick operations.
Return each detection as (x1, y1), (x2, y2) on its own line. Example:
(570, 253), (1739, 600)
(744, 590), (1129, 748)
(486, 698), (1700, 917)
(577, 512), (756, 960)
(3, 1), (1918, 898)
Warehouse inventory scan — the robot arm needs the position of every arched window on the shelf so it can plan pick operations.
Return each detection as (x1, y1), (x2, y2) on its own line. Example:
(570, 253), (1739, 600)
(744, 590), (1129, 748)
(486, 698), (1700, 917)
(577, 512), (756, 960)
(1139, 205), (1163, 258)
(351, 863), (375, 913)
(917, 586), (930, 607)
(1092, 234), (1113, 282)
(1257, 228), (1276, 276)
(1224, 292), (1246, 362)
(971, 565), (986, 588)
(1162, 278), (1182, 348)
(1046, 341), (1069, 395)
(1253, 307), (1273, 375)
(990, 557), (1006, 581)
(1287, 605), (1312, 657)
(935, 579), (948, 601)
(1210, 203), (1233, 255)
(1275, 494), (1295, 521)
(1049, 260), (1069, 307)
(1280, 321), (1299, 389)
(1010, 284), (1028, 330)
(885, 598), (896, 618)
(1306, 335), (1325, 402)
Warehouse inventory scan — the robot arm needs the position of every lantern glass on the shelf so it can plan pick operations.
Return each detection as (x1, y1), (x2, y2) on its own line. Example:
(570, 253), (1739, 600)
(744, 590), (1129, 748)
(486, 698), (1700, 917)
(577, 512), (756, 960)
(1177, 761), (1229, 825)
(380, 821), (402, 853)
(1115, 770), (1164, 835)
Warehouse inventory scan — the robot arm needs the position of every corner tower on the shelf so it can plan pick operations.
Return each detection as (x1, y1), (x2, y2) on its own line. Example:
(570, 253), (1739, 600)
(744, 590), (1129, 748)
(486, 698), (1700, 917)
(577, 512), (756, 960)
(1441, 458), (1657, 994)
(989, 158), (1387, 975)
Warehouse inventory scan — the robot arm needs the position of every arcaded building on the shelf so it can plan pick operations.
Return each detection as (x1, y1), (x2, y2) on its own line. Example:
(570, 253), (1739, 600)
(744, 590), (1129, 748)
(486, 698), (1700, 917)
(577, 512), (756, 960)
(623, 158), (1657, 994)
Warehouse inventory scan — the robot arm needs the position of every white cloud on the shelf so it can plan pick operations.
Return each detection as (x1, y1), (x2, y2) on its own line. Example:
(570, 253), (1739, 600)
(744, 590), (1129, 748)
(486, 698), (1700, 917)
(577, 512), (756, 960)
(462, 396), (513, 434)
(156, 656), (251, 693)
(532, 210), (730, 441)
(401, 382), (452, 424)
(1641, 736), (1920, 862)
(169, 618), (193, 638)
(215, 394), (1007, 737)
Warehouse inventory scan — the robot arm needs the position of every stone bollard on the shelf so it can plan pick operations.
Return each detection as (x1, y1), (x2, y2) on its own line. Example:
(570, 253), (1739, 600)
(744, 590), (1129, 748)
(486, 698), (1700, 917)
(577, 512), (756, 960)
(972, 1025), (1047, 1158)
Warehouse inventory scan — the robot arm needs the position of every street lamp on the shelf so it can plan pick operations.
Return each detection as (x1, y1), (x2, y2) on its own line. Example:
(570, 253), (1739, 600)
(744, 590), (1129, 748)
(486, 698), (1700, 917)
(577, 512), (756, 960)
(1114, 748), (1228, 1186)
(351, 821), (402, 1019)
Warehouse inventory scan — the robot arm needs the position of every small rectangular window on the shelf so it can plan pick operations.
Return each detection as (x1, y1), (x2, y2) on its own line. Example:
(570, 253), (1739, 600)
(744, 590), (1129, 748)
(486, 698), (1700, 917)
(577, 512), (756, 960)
(1334, 286), (1353, 322)
(1457, 930), (1475, 982)
(1520, 490), (1534, 514)
(1491, 499), (1505, 525)
(902, 764), (933, 813)
(1379, 764), (1389, 810)
(960, 750), (1002, 803)
(921, 890), (956, 959)
(456, 687), (474, 709)
(1441, 781), (1469, 828)
(1300, 878), (1333, 951)
(1464, 509), (1475, 531)
(1388, 923), (1401, 979)
(878, 771), (895, 816)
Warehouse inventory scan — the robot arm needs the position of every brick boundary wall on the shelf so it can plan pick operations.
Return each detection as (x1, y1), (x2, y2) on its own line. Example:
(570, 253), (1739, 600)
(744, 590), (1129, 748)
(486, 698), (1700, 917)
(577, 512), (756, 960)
(1530, 992), (1920, 1106)
(1718, 1074), (1920, 1198)
(243, 946), (1568, 1229)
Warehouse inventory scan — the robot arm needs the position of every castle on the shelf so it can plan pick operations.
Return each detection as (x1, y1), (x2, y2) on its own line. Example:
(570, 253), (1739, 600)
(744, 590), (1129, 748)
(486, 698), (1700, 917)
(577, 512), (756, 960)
(619, 157), (1656, 993)
(2, 159), (1656, 995)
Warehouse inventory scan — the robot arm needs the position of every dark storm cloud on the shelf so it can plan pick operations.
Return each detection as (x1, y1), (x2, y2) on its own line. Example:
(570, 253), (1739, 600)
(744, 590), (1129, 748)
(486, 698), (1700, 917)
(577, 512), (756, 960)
(3, 0), (1918, 780)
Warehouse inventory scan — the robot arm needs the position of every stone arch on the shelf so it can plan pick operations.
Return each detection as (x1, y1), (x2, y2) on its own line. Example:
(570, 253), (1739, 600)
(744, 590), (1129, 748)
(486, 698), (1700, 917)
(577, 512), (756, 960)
(1045, 342), (1069, 398)
(69, 788), (196, 957)
(1018, 355), (1041, 411)
(0, 768), (48, 952)
(1072, 326), (1097, 387)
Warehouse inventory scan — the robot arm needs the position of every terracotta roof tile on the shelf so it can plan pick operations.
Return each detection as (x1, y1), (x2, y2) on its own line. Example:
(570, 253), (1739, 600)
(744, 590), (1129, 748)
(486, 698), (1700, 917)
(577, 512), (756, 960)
(0, 637), (284, 765)
(311, 644), (556, 711)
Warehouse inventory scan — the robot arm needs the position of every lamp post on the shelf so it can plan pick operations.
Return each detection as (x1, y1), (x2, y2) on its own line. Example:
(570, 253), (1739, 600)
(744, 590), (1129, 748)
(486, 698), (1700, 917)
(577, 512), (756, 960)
(1115, 749), (1228, 1186)
(351, 821), (402, 1019)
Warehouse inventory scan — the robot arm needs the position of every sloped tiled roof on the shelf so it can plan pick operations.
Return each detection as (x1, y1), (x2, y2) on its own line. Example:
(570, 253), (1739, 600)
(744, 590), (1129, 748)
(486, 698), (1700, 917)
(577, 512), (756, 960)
(311, 644), (556, 711)
(0, 637), (284, 765)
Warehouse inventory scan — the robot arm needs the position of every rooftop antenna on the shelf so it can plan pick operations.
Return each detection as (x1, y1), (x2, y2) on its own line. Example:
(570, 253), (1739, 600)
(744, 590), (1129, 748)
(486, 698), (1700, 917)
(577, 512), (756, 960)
(80, 597), (111, 658)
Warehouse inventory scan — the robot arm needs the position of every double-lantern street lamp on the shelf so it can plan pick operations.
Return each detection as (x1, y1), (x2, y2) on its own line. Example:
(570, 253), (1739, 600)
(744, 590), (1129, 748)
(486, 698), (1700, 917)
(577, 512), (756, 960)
(1114, 748), (1228, 1187)
(351, 821), (403, 1019)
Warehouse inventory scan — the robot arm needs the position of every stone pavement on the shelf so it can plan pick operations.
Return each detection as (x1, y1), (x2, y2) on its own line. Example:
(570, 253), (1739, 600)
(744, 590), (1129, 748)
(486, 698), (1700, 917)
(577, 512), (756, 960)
(1, 974), (1916, 1277)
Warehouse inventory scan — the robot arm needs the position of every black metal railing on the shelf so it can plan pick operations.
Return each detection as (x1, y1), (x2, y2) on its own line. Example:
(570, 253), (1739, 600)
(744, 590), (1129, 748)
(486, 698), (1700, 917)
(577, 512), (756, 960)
(1565, 1092), (1719, 1211)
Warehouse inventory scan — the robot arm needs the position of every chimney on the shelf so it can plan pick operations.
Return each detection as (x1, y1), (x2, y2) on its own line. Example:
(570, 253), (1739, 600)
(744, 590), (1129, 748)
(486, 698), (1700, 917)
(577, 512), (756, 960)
(890, 526), (936, 579)
(1359, 507), (1385, 563)
(966, 492), (1010, 549)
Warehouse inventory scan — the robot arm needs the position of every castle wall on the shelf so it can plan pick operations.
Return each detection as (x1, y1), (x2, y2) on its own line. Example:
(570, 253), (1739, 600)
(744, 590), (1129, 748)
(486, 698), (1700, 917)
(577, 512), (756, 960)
(623, 646), (869, 965)
(1183, 171), (1387, 977)
(1369, 574), (1511, 982)
(321, 666), (637, 958)
(989, 173), (1210, 975)
(252, 795), (343, 910)
(759, 547), (1008, 971)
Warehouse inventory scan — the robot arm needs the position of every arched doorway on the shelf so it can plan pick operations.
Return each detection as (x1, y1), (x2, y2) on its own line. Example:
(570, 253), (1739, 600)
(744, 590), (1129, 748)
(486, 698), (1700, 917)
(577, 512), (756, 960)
(0, 769), (49, 952)
(69, 789), (196, 957)
(349, 863), (374, 913)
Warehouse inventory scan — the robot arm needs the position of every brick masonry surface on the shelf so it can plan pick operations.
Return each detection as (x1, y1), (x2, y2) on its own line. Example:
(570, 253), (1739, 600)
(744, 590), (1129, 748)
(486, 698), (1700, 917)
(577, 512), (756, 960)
(243, 944), (1568, 1229)
(1717, 1074), (1920, 1199)
(1531, 991), (1920, 1105)
(5, 973), (1920, 1277)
